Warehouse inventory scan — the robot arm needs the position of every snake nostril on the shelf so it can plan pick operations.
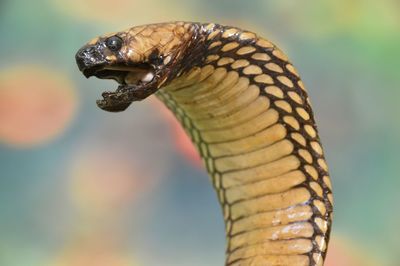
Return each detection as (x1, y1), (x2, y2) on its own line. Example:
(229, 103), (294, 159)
(75, 45), (106, 71)
(78, 47), (93, 58)
(75, 47), (96, 71)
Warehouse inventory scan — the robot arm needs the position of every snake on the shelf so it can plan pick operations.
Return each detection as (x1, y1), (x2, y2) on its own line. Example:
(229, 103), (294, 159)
(75, 22), (333, 266)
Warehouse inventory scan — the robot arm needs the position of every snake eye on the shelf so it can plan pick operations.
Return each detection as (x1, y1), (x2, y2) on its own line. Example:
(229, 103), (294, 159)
(105, 36), (123, 52)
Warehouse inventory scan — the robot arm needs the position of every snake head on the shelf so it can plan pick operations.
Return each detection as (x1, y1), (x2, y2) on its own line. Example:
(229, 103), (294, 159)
(75, 23), (197, 112)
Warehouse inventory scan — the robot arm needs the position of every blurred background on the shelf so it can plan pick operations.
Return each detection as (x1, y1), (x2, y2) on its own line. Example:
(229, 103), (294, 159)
(0, 0), (399, 265)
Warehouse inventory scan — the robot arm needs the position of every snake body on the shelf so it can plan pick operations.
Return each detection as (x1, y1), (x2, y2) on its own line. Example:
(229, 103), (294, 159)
(76, 22), (333, 266)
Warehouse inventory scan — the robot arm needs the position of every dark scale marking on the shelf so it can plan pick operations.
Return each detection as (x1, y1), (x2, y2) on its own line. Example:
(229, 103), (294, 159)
(196, 24), (333, 266)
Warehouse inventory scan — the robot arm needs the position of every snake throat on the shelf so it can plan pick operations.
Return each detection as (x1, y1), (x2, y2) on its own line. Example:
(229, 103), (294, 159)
(76, 22), (333, 266)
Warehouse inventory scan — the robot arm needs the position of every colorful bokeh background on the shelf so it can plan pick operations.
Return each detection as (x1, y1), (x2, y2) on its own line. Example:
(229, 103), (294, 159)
(0, 1), (399, 265)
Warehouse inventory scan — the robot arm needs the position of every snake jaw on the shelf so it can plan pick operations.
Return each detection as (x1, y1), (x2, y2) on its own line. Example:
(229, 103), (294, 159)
(95, 69), (159, 112)
(92, 65), (160, 112)
(96, 90), (134, 112)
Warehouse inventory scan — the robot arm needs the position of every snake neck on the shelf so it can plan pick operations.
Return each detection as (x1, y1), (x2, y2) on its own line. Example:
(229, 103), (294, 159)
(157, 23), (333, 266)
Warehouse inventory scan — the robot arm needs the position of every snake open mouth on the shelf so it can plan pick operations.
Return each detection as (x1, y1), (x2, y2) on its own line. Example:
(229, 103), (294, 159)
(83, 63), (158, 112)
(88, 64), (155, 86)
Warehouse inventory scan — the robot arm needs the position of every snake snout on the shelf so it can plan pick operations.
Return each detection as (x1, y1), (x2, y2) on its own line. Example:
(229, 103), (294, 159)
(75, 45), (106, 77)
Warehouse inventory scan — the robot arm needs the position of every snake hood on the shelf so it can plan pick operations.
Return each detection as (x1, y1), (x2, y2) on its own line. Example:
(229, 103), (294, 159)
(76, 23), (204, 112)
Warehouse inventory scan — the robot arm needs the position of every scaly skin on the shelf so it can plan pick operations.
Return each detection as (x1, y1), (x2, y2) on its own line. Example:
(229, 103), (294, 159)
(76, 22), (333, 266)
